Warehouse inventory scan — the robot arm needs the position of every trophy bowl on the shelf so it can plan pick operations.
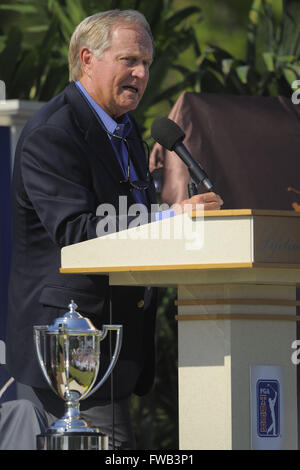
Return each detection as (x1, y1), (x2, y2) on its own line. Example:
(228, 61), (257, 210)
(34, 301), (122, 450)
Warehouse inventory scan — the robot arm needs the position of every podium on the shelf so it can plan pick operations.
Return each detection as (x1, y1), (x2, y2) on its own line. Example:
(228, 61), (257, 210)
(60, 209), (300, 450)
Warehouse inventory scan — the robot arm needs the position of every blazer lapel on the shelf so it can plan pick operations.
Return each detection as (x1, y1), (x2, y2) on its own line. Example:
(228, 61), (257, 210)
(65, 82), (157, 208)
(64, 82), (125, 189)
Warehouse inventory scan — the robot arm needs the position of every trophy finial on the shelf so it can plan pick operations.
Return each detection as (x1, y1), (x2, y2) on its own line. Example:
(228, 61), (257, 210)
(69, 300), (78, 313)
(44, 300), (98, 331)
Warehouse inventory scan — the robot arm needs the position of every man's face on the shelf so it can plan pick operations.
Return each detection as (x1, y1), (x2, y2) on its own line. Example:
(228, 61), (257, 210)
(81, 24), (153, 119)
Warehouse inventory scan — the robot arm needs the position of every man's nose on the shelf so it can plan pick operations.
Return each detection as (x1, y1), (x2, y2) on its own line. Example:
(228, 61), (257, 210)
(132, 63), (148, 79)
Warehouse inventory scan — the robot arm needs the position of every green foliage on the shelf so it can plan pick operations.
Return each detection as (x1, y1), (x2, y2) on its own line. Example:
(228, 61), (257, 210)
(133, 4), (202, 127)
(0, 0), (201, 108)
(181, 0), (300, 97)
(1, 1), (299, 104)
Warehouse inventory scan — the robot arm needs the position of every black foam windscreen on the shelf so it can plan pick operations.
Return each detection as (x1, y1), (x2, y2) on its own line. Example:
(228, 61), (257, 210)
(151, 117), (185, 151)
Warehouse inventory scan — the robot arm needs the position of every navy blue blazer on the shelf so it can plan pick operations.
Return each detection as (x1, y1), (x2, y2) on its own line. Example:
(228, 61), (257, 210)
(6, 82), (158, 401)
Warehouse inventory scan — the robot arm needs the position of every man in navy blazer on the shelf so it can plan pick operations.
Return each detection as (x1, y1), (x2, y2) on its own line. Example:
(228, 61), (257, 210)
(5, 10), (223, 448)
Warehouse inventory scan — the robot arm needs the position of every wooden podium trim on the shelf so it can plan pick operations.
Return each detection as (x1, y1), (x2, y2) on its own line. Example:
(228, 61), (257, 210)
(60, 262), (300, 274)
(175, 313), (300, 322)
(190, 209), (300, 218)
(60, 262), (253, 273)
(176, 299), (300, 307)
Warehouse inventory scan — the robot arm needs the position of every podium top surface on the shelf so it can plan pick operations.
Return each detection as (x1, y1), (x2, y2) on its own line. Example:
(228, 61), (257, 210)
(60, 210), (300, 286)
(191, 209), (300, 218)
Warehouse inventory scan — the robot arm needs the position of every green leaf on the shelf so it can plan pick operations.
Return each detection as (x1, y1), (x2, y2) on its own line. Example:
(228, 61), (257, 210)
(262, 0), (277, 52)
(165, 6), (201, 30)
(196, 47), (216, 67)
(0, 36), (6, 53)
(278, 0), (300, 58)
(283, 66), (298, 85)
(276, 54), (295, 64)
(51, 0), (76, 41)
(222, 58), (234, 75)
(248, 0), (262, 25)
(282, 64), (300, 86)
(65, 0), (86, 27)
(247, 0), (262, 64)
(262, 52), (275, 71)
(149, 72), (195, 106)
(206, 44), (234, 61)
(236, 65), (250, 84)
(25, 25), (49, 33)
(171, 64), (192, 75)
(0, 4), (38, 13)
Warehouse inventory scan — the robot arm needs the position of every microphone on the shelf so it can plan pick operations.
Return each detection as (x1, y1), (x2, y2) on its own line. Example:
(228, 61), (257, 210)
(151, 117), (214, 192)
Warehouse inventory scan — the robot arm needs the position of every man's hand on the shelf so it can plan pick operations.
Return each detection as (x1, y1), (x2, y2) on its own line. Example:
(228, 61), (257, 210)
(173, 192), (223, 215)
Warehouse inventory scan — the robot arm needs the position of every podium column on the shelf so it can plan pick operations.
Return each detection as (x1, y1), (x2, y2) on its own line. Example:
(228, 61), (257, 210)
(176, 279), (298, 450)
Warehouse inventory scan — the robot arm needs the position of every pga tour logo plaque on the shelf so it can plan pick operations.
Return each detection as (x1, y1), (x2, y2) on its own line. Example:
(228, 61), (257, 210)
(250, 365), (283, 450)
(256, 379), (280, 438)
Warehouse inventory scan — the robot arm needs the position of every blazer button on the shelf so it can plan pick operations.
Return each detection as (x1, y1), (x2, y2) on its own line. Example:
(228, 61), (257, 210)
(137, 300), (144, 308)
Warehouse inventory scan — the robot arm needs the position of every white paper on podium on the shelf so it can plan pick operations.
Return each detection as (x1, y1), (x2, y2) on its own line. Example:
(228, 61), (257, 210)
(250, 365), (284, 450)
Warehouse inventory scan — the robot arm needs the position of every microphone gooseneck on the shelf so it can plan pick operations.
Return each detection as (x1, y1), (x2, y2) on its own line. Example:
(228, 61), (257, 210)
(151, 117), (214, 192)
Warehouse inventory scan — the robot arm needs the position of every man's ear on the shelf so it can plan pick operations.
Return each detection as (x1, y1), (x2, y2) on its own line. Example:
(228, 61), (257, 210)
(80, 47), (94, 76)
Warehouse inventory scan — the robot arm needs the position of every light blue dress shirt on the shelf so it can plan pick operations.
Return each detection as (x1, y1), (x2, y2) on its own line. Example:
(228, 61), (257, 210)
(75, 80), (174, 220)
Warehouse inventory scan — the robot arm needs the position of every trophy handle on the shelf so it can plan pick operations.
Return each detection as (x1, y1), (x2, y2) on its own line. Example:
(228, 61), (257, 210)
(34, 326), (60, 397)
(84, 324), (123, 399)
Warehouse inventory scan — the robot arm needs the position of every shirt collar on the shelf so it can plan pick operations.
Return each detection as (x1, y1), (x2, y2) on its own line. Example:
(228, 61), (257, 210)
(75, 80), (132, 138)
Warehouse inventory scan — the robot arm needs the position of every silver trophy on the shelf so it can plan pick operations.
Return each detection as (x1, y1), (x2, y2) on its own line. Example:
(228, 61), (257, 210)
(34, 300), (122, 450)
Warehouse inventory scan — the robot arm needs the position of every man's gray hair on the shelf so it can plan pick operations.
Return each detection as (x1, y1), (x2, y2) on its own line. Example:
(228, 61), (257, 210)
(68, 9), (154, 82)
